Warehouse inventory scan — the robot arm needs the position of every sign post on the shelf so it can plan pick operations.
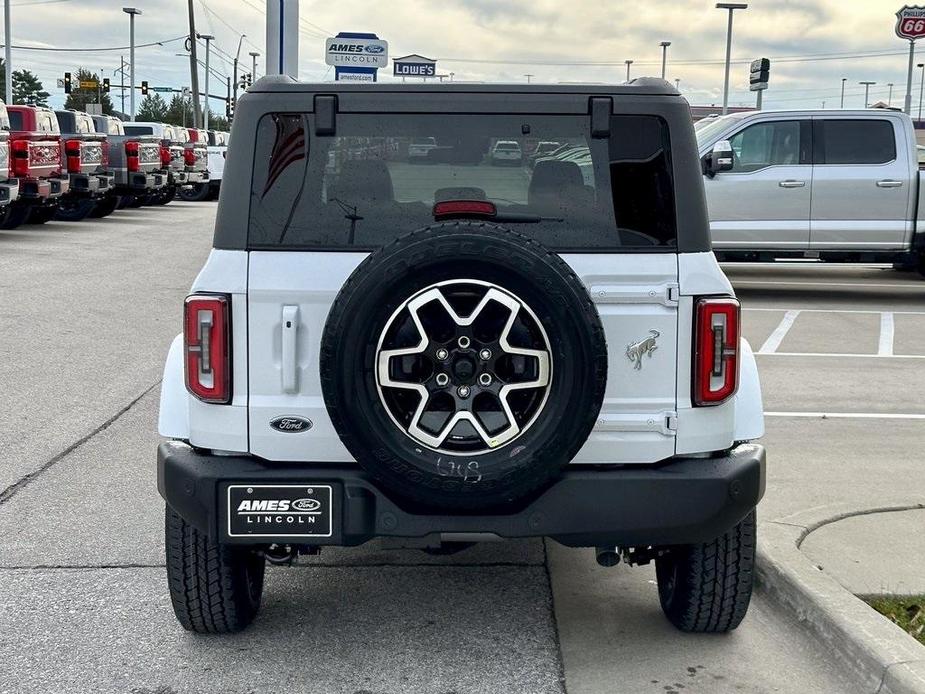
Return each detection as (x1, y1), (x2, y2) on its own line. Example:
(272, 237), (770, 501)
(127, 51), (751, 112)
(896, 6), (925, 115)
(749, 57), (769, 110)
(267, 0), (299, 78)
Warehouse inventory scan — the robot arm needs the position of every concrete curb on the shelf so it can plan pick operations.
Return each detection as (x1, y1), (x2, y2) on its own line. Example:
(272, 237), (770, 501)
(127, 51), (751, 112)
(757, 501), (925, 694)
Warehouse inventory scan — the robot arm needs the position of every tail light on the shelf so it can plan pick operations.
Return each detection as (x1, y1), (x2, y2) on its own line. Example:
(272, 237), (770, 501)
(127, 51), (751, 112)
(184, 294), (232, 404)
(101, 139), (110, 167)
(65, 139), (82, 173)
(183, 148), (196, 166)
(693, 297), (740, 406)
(160, 145), (171, 167)
(125, 140), (139, 173)
(11, 139), (30, 177)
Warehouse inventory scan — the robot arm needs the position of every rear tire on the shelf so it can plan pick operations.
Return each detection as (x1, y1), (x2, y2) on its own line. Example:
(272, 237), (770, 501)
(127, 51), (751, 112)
(655, 509), (756, 633)
(178, 182), (211, 202)
(164, 505), (265, 634)
(26, 206), (57, 224)
(55, 198), (96, 222)
(153, 185), (177, 205)
(88, 195), (120, 218)
(0, 203), (31, 229)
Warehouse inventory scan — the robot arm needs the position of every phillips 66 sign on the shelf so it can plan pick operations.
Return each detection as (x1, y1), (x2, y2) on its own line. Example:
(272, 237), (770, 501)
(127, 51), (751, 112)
(896, 6), (925, 39)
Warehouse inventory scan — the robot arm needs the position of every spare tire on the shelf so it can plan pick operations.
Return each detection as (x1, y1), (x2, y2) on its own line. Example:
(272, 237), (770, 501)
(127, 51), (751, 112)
(320, 222), (607, 511)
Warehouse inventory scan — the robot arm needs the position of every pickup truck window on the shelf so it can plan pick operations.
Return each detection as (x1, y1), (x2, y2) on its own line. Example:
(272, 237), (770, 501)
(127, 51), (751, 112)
(817, 119), (895, 165)
(75, 116), (93, 134)
(8, 110), (22, 130)
(124, 125), (155, 136)
(247, 112), (677, 251)
(36, 112), (58, 133)
(728, 120), (802, 173)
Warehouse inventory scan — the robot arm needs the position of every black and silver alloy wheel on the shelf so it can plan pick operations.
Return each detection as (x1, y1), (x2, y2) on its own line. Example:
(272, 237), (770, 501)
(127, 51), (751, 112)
(376, 279), (552, 455)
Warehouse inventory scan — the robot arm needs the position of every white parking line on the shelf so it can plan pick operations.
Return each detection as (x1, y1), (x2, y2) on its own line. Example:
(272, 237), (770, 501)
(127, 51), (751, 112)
(757, 310), (800, 354)
(766, 411), (925, 420)
(745, 308), (925, 316)
(734, 280), (923, 289)
(878, 312), (895, 356)
(757, 352), (925, 359)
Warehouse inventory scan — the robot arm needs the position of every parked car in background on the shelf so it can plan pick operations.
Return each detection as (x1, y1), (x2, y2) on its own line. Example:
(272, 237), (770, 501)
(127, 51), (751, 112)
(205, 129), (228, 200)
(2, 105), (69, 228)
(407, 136), (437, 161)
(124, 121), (187, 205)
(695, 109), (925, 274)
(490, 139), (523, 165)
(527, 140), (561, 168)
(0, 100), (21, 225)
(92, 114), (165, 209)
(54, 109), (114, 221)
(177, 127), (210, 201)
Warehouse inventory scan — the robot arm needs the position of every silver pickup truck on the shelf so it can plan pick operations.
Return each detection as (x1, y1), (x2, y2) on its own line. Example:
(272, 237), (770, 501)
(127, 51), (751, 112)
(696, 109), (925, 274)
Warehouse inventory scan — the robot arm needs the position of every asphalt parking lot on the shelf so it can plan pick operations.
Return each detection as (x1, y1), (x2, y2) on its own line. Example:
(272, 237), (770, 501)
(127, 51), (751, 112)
(2, 207), (923, 693)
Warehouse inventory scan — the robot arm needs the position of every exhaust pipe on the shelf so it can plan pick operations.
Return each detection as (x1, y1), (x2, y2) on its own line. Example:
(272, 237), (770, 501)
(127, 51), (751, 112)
(595, 546), (622, 567)
(265, 543), (298, 565)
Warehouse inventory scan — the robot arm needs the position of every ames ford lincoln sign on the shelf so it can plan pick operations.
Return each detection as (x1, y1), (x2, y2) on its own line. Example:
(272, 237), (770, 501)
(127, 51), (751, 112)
(325, 37), (389, 68)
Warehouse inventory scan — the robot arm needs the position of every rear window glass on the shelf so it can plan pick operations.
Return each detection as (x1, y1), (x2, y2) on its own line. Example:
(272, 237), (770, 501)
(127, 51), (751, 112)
(8, 110), (22, 130)
(819, 120), (895, 164)
(75, 116), (93, 134)
(247, 113), (677, 251)
(125, 125), (155, 136)
(36, 112), (58, 133)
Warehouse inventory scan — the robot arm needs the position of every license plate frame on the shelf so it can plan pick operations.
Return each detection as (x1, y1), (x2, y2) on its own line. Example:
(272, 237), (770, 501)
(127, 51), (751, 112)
(225, 484), (334, 539)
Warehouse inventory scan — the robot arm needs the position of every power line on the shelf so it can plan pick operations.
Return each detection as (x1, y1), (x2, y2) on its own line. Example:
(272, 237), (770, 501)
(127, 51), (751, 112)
(0, 36), (186, 53)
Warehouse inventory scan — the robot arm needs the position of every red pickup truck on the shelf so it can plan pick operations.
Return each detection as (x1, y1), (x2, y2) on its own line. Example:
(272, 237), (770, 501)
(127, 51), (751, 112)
(2, 105), (70, 228)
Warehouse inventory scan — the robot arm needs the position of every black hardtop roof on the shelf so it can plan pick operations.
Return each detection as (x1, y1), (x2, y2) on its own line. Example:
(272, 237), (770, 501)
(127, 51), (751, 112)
(249, 74), (679, 97)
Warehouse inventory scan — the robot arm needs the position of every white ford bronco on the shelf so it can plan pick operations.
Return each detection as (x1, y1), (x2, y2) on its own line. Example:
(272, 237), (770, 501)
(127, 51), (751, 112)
(157, 78), (766, 635)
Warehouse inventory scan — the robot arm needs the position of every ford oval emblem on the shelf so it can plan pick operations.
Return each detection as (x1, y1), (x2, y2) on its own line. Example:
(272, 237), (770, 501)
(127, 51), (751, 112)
(270, 416), (313, 433)
(364, 45), (385, 54)
(292, 497), (321, 511)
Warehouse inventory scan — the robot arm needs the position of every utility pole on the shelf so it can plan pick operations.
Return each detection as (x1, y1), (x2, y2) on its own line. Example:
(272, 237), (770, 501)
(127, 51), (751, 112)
(186, 0), (201, 128)
(717, 3), (748, 115)
(859, 81), (876, 108)
(199, 34), (213, 129)
(226, 75), (231, 120)
(4, 0), (12, 104)
(659, 41), (671, 79)
(624, 59), (633, 82)
(840, 77), (846, 108)
(122, 7), (141, 120)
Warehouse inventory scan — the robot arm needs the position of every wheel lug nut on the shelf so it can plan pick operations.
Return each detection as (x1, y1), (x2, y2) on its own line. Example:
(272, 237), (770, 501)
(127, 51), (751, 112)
(457, 385), (470, 398)
(458, 336), (471, 349)
(436, 373), (449, 387)
(479, 348), (492, 360)
(478, 373), (492, 386)
(436, 348), (448, 360)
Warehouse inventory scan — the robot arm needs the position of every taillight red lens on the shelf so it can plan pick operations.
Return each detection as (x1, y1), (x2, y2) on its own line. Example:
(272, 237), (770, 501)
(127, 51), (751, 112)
(160, 145), (171, 166)
(11, 139), (29, 177)
(101, 139), (110, 167)
(693, 297), (740, 406)
(433, 200), (498, 219)
(65, 139), (81, 174)
(125, 140), (139, 173)
(184, 294), (232, 404)
(183, 148), (196, 166)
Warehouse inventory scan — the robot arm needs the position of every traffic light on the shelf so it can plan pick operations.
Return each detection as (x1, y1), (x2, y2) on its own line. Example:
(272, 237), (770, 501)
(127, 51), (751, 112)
(141, 81), (148, 96)
(226, 97), (234, 119)
(102, 78), (110, 93)
(64, 72), (72, 94)
(246, 72), (252, 87)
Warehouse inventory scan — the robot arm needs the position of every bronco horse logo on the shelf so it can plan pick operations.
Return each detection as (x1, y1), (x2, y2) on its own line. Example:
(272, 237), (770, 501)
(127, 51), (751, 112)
(626, 330), (660, 370)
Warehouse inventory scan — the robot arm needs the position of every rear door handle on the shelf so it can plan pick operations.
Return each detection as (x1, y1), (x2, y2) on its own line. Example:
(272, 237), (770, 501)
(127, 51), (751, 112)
(281, 305), (300, 394)
(778, 180), (806, 188)
(876, 179), (903, 188)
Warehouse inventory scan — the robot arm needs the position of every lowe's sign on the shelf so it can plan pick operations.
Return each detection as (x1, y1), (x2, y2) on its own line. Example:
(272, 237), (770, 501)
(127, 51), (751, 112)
(325, 36), (389, 68)
(393, 54), (437, 78)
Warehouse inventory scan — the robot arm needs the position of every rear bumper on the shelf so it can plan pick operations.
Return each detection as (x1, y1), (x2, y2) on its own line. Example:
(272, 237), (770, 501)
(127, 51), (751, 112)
(183, 169), (209, 184)
(0, 179), (19, 205)
(67, 172), (101, 195)
(158, 441), (766, 548)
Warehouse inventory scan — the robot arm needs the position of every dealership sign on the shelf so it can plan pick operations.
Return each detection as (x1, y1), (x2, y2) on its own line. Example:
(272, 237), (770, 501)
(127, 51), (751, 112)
(393, 54), (437, 77)
(896, 5), (925, 39)
(325, 36), (389, 68)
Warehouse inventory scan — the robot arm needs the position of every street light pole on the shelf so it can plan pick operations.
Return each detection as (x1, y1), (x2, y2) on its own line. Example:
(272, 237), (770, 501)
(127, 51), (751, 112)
(624, 59), (633, 82)
(674, 78), (681, 91)
(659, 41), (671, 79)
(249, 51), (260, 81)
(859, 81), (876, 108)
(904, 39), (916, 115)
(524, 74), (533, 84)
(918, 63), (924, 121)
(199, 34), (213, 129)
(716, 3), (748, 115)
(232, 34), (245, 110)
(887, 82), (894, 106)
(122, 7), (141, 121)
(840, 78), (846, 108)
(4, 0), (12, 103)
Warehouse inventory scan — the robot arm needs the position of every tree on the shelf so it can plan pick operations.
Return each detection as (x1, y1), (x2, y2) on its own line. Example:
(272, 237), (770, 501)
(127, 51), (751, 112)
(207, 115), (229, 131)
(63, 68), (113, 114)
(136, 93), (168, 122)
(0, 61), (49, 106)
(165, 94), (193, 127)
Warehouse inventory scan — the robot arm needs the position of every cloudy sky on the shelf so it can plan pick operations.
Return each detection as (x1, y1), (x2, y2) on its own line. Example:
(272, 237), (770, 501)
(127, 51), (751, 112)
(3, 0), (917, 114)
